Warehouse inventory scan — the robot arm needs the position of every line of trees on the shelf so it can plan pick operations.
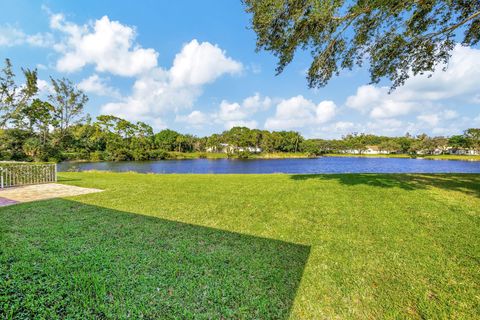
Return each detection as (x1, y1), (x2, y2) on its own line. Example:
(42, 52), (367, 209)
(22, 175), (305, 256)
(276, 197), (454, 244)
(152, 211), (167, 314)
(0, 59), (309, 162)
(1, 59), (89, 161)
(312, 131), (480, 155)
(1, 59), (479, 162)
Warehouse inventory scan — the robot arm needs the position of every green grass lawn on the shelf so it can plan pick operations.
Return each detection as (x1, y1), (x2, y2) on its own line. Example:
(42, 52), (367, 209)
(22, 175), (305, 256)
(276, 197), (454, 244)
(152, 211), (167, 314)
(421, 154), (480, 161)
(1, 173), (479, 319)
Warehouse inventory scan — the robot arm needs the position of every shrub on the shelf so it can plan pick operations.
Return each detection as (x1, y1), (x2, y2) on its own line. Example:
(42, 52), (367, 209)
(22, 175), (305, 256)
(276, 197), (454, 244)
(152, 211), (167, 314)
(149, 149), (169, 160)
(89, 151), (104, 161)
(132, 149), (150, 161)
(106, 148), (132, 161)
(237, 151), (252, 159)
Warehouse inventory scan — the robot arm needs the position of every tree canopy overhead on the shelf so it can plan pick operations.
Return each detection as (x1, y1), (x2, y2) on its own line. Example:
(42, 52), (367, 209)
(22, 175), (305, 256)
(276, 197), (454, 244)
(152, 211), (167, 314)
(243, 0), (480, 89)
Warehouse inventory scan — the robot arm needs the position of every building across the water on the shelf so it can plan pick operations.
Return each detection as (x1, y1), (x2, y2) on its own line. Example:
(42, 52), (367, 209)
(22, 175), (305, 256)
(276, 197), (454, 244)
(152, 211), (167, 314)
(206, 143), (262, 153)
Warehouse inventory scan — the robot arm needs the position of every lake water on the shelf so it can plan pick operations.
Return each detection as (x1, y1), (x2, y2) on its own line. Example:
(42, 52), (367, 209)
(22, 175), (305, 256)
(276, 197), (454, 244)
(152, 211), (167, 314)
(58, 157), (480, 174)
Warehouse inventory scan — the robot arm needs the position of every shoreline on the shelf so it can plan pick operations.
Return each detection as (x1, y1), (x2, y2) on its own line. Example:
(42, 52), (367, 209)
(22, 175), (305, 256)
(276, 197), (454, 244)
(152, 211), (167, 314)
(60, 152), (480, 163)
(323, 153), (480, 161)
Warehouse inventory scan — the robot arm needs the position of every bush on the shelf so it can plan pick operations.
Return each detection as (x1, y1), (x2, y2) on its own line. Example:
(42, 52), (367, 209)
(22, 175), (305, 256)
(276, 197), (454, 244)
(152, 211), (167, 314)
(305, 152), (321, 158)
(237, 151), (252, 159)
(106, 148), (132, 161)
(62, 151), (88, 161)
(89, 151), (104, 161)
(132, 149), (150, 161)
(300, 140), (321, 155)
(149, 149), (169, 160)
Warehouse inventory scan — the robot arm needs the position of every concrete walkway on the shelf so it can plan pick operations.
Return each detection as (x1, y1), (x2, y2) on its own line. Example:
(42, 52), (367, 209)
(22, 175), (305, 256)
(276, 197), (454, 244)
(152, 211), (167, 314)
(0, 183), (102, 207)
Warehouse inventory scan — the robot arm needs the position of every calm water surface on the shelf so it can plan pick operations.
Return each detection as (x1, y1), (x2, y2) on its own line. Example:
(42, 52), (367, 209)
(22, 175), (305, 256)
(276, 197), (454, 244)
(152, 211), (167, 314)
(58, 157), (480, 174)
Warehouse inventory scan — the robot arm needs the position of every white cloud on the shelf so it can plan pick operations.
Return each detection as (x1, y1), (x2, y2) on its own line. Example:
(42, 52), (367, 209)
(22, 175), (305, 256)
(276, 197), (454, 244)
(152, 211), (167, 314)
(417, 109), (458, 127)
(345, 85), (383, 113)
(217, 101), (247, 121)
(100, 39), (242, 126)
(316, 101), (337, 122)
(333, 121), (355, 131)
(0, 26), (24, 46)
(428, 115), (476, 136)
(213, 93), (271, 129)
(366, 118), (405, 134)
(242, 92), (271, 111)
(78, 74), (121, 98)
(175, 110), (209, 126)
(312, 121), (357, 139)
(400, 45), (480, 101)
(417, 114), (440, 126)
(170, 39), (242, 87)
(0, 25), (53, 47)
(346, 46), (480, 120)
(36, 6), (240, 128)
(36, 79), (54, 98)
(346, 85), (418, 119)
(442, 110), (458, 120)
(51, 14), (158, 76)
(370, 99), (418, 118)
(151, 118), (167, 131)
(265, 95), (336, 130)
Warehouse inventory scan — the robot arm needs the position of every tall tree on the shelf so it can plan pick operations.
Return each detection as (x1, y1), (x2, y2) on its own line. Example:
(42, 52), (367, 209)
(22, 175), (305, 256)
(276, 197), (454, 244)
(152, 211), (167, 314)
(15, 68), (39, 128)
(0, 59), (38, 128)
(464, 128), (480, 150)
(0, 59), (17, 128)
(22, 99), (54, 145)
(49, 77), (88, 138)
(206, 133), (223, 152)
(155, 129), (180, 151)
(244, 0), (480, 89)
(448, 134), (469, 148)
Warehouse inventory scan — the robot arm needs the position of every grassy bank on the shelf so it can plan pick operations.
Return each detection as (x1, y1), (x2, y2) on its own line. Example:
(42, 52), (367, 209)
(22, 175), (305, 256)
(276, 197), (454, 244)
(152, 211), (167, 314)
(168, 151), (228, 159)
(422, 154), (480, 161)
(324, 153), (412, 159)
(325, 153), (480, 161)
(62, 151), (313, 162)
(61, 151), (480, 162)
(1, 172), (479, 318)
(169, 151), (314, 159)
(167, 152), (480, 161)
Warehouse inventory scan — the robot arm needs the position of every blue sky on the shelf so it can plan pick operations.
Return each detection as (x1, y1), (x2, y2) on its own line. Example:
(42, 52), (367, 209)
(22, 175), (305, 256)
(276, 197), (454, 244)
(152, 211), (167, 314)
(1, 0), (479, 138)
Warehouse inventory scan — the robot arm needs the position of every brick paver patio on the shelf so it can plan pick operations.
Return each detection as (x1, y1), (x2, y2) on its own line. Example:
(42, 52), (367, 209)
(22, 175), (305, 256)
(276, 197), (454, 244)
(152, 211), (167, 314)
(0, 183), (102, 207)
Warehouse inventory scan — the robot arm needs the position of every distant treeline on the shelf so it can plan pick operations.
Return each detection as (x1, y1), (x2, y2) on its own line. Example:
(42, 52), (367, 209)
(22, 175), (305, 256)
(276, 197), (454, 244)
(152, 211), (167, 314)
(1, 59), (479, 162)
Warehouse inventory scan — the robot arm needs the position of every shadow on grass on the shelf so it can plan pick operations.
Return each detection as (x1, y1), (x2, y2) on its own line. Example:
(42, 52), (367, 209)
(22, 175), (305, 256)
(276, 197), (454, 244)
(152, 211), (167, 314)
(0, 199), (310, 319)
(290, 173), (480, 197)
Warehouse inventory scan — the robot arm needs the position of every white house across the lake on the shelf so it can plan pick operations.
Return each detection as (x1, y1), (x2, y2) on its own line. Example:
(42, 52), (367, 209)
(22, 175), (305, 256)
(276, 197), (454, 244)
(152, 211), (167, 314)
(445, 147), (480, 155)
(340, 145), (389, 155)
(206, 143), (262, 153)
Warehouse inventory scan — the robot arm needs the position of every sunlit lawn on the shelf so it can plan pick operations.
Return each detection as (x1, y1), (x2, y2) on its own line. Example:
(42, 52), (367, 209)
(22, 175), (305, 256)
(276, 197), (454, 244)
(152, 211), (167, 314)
(1, 172), (479, 319)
